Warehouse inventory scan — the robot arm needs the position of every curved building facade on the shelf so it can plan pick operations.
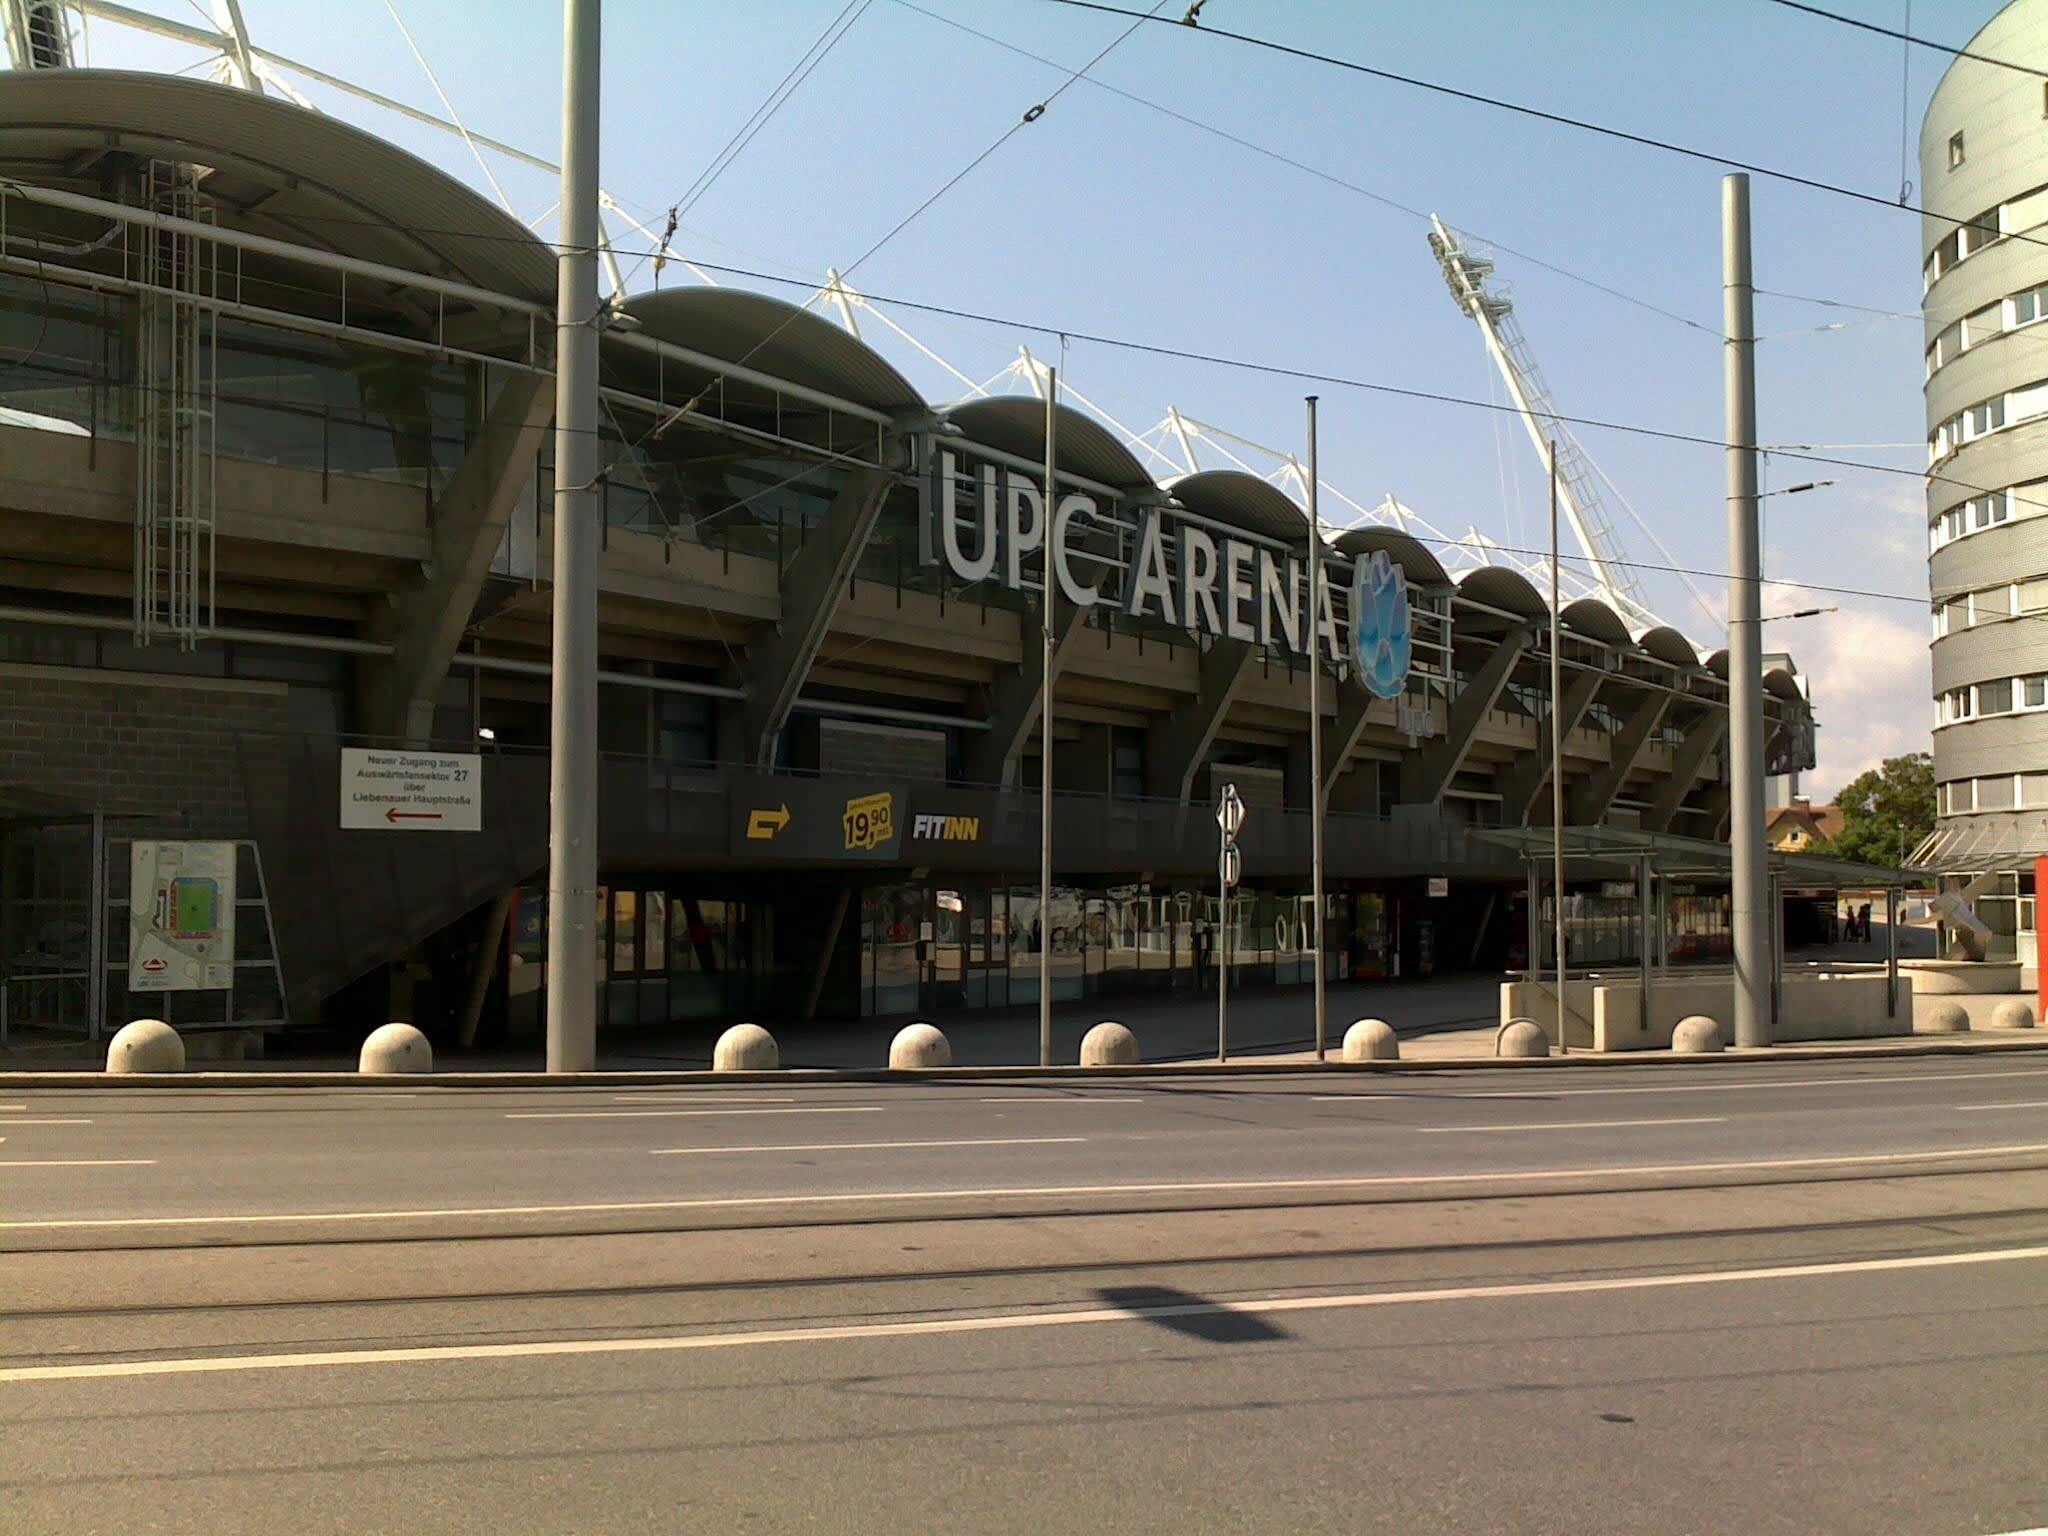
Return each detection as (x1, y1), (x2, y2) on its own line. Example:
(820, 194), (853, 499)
(1919, 0), (2048, 963)
(0, 70), (1818, 1046)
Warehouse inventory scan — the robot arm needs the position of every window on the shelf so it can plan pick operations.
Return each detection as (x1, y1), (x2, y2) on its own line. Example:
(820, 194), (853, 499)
(1950, 130), (1967, 169)
(1970, 397), (2007, 437)
(2016, 285), (2048, 326)
(655, 691), (717, 768)
(1979, 775), (2017, 810)
(1954, 778), (1977, 812)
(2021, 578), (2048, 613)
(1979, 678), (2014, 715)
(1110, 726), (1146, 800)
(2026, 676), (2047, 708)
(2025, 772), (2048, 807)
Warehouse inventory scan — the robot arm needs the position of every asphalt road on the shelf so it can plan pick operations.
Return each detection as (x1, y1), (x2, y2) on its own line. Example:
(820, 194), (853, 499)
(4, 1057), (2048, 1534)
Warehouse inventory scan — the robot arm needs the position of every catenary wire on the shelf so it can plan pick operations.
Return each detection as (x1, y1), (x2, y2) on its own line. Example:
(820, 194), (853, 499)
(1039, 0), (2038, 258)
(1764, 0), (2048, 79)
(887, 0), (1722, 337)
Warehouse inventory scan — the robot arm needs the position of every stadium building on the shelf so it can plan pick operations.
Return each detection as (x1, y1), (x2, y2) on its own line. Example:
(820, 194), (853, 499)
(0, 69), (1818, 1047)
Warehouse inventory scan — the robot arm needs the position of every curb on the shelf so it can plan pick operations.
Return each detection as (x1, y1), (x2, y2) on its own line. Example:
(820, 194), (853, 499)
(3, 1034), (2045, 1089)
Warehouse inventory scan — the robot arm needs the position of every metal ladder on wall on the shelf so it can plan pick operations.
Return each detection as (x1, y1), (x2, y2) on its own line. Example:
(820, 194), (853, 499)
(131, 160), (218, 650)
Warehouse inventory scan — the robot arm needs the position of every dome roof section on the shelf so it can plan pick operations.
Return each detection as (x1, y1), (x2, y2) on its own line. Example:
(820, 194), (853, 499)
(1333, 527), (1451, 588)
(616, 287), (925, 419)
(1166, 470), (1308, 545)
(1455, 565), (1550, 622)
(939, 398), (1155, 492)
(0, 70), (554, 306)
(1635, 625), (1701, 668)
(1560, 597), (1635, 646)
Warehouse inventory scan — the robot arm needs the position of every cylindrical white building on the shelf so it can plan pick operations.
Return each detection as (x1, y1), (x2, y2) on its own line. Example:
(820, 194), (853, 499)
(1919, 0), (2048, 973)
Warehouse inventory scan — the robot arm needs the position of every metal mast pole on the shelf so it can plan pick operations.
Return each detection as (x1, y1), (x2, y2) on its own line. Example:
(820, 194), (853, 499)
(1306, 396), (1327, 1060)
(1723, 173), (1770, 1049)
(1549, 440), (1567, 1055)
(544, 0), (600, 1073)
(1038, 366), (1057, 1068)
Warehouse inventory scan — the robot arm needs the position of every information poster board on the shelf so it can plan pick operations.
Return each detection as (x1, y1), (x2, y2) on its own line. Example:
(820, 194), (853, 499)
(128, 840), (237, 992)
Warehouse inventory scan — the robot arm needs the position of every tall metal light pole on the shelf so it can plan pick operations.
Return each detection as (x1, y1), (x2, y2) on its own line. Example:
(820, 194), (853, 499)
(1038, 366), (1058, 1068)
(1305, 396), (1327, 1060)
(1548, 440), (1567, 1054)
(1723, 173), (1770, 1049)
(545, 0), (600, 1073)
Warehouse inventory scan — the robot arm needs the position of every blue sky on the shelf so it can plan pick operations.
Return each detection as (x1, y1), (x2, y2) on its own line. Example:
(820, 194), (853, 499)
(88, 0), (1996, 795)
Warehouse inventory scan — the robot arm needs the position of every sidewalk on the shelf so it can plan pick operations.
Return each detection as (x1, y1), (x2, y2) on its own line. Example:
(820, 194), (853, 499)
(0, 974), (1504, 1073)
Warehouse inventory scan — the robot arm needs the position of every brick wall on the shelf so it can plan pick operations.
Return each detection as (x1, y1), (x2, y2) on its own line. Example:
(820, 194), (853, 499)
(0, 662), (289, 835)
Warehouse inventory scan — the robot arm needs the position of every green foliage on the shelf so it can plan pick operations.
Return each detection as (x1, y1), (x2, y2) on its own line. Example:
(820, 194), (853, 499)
(1807, 753), (1934, 866)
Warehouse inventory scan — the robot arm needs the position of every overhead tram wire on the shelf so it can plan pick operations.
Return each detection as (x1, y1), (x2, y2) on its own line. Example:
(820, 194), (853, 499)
(1038, 0), (2048, 256)
(666, 1), (876, 225)
(1763, 0), (2048, 79)
(886, 0), (1721, 338)
(617, 0), (1169, 454)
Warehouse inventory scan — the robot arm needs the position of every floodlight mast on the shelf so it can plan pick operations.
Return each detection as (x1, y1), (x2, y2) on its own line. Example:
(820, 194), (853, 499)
(1428, 215), (1656, 629)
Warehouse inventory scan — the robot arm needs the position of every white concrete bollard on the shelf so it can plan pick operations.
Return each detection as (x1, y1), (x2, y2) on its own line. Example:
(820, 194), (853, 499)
(1922, 1001), (1970, 1034)
(1671, 1015), (1724, 1054)
(359, 1021), (433, 1075)
(712, 1022), (779, 1071)
(889, 1021), (952, 1069)
(1079, 1020), (1139, 1066)
(1991, 999), (2036, 1030)
(106, 1018), (184, 1074)
(1341, 1018), (1400, 1062)
(1497, 1018), (1551, 1058)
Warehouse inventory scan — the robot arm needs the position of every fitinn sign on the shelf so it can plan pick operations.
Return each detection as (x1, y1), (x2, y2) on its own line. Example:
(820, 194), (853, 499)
(920, 445), (1418, 699)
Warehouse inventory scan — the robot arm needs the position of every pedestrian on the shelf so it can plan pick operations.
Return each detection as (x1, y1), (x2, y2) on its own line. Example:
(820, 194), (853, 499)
(1859, 901), (1873, 943)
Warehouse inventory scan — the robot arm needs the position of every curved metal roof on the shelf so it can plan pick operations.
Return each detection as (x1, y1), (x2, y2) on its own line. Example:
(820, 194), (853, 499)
(619, 288), (925, 416)
(1560, 597), (1635, 646)
(1332, 527), (1451, 587)
(0, 70), (555, 304)
(1635, 625), (1701, 668)
(1705, 648), (1731, 678)
(1166, 470), (1307, 544)
(1455, 566), (1550, 621)
(1764, 667), (1804, 700)
(940, 398), (1155, 491)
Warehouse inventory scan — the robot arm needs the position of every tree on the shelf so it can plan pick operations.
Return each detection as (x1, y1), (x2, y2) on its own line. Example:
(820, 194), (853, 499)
(1809, 752), (1935, 866)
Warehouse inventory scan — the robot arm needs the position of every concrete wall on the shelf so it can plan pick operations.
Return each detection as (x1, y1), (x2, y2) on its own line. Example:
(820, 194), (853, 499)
(1498, 980), (1598, 1049)
(1501, 969), (1913, 1052)
(0, 661), (287, 834)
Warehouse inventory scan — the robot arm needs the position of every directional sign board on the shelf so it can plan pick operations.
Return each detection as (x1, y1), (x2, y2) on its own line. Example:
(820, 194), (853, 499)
(1216, 782), (1246, 839)
(340, 748), (481, 831)
(1221, 845), (1242, 889)
(129, 840), (236, 992)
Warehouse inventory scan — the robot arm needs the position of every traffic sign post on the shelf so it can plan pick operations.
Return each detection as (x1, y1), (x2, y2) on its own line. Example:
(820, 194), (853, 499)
(1216, 782), (1245, 1063)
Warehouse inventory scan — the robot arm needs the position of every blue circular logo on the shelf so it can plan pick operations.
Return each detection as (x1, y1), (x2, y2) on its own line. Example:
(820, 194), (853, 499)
(1350, 549), (1412, 699)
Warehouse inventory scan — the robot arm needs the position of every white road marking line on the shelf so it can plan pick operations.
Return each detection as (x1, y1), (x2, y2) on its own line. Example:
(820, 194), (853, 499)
(7, 1140), (2047, 1233)
(505, 1106), (885, 1120)
(0, 1118), (92, 1127)
(0, 1159), (154, 1169)
(977, 1095), (1145, 1104)
(1466, 1066), (2048, 1100)
(1955, 1100), (2048, 1112)
(652, 1136), (1086, 1157)
(610, 1094), (797, 1104)
(1310, 1095), (1403, 1102)
(1418, 1117), (1727, 1134)
(7, 1239), (2047, 1386)
(0, 1104), (26, 1111)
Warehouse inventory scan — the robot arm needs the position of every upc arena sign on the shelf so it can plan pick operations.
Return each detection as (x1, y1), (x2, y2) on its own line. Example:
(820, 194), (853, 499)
(921, 445), (1415, 699)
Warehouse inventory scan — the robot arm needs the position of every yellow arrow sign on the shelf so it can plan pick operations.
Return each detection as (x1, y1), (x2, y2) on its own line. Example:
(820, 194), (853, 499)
(746, 804), (792, 840)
